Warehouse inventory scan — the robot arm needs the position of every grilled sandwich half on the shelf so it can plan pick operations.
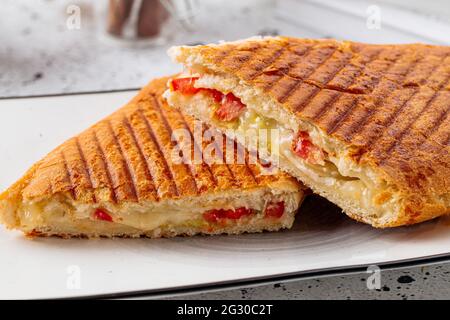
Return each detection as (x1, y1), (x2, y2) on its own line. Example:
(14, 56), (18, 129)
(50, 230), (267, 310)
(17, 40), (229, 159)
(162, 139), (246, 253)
(165, 36), (450, 227)
(0, 77), (304, 238)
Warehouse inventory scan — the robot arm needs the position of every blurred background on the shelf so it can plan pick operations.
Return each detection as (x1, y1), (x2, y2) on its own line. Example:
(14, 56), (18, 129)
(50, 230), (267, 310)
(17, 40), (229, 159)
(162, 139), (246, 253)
(2, 0), (450, 97)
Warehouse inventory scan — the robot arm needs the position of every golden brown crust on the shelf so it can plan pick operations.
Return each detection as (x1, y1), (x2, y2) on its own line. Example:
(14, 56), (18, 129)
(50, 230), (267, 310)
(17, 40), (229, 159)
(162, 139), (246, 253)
(0, 77), (300, 210)
(173, 36), (450, 226)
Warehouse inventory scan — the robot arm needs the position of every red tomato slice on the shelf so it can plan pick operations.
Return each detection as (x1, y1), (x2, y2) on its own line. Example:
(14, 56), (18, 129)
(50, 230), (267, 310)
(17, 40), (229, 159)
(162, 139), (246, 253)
(170, 78), (224, 102)
(224, 207), (253, 219)
(170, 77), (200, 95)
(292, 131), (313, 160)
(93, 208), (113, 222)
(203, 211), (221, 223)
(170, 77), (246, 121)
(207, 89), (225, 103)
(215, 93), (246, 121)
(203, 207), (254, 223)
(264, 201), (285, 218)
(292, 131), (325, 164)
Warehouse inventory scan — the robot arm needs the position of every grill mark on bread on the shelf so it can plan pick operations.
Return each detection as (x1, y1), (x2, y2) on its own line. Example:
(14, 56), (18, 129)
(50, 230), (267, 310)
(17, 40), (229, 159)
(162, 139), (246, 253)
(325, 50), (398, 134)
(199, 121), (238, 188)
(287, 83), (322, 114)
(333, 81), (391, 141)
(260, 44), (320, 93)
(428, 103), (450, 142)
(246, 161), (260, 185)
(327, 48), (382, 91)
(107, 120), (139, 201)
(378, 90), (438, 164)
(243, 147), (260, 185)
(445, 132), (450, 146)
(326, 96), (360, 134)
(425, 55), (450, 90)
(305, 51), (354, 87)
(259, 46), (313, 91)
(275, 46), (338, 104)
(233, 142), (260, 186)
(210, 128), (241, 187)
(422, 98), (450, 144)
(75, 136), (97, 203)
(353, 50), (400, 95)
(306, 50), (408, 140)
(205, 124), (252, 187)
(290, 74), (343, 112)
(245, 42), (313, 86)
(176, 108), (219, 191)
(210, 45), (235, 65)
(60, 150), (76, 200)
(338, 53), (417, 137)
(92, 129), (117, 203)
(44, 166), (54, 197)
(152, 94), (200, 195)
(296, 49), (381, 118)
(356, 56), (447, 160)
(348, 50), (401, 94)
(243, 140), (260, 184)
(358, 88), (417, 157)
(248, 167), (260, 183)
(343, 54), (436, 146)
(372, 57), (450, 158)
(155, 97), (204, 194)
(63, 139), (95, 202)
(287, 45), (338, 80)
(218, 42), (262, 73)
(309, 90), (342, 120)
(403, 54), (444, 87)
(237, 45), (290, 81)
(178, 111), (219, 188)
(379, 75), (450, 164)
(122, 115), (159, 200)
(78, 130), (114, 202)
(138, 106), (180, 197)
(244, 42), (291, 82)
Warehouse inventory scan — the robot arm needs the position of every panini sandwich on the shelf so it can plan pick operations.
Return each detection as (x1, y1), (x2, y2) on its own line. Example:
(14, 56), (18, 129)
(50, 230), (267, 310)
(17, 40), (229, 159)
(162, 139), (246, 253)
(166, 36), (450, 227)
(0, 77), (304, 238)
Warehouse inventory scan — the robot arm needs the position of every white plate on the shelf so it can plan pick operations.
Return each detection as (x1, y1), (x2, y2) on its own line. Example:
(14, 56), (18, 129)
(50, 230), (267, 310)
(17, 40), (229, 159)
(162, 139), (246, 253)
(1, 91), (450, 299)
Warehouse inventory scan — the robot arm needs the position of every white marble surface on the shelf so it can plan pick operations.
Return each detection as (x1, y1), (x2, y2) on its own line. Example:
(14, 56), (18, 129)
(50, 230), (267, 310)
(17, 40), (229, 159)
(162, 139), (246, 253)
(2, 0), (450, 299)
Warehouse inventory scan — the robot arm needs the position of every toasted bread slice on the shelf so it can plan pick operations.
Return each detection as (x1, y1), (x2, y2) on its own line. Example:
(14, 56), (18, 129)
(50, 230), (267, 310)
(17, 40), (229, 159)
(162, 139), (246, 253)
(0, 77), (304, 238)
(166, 36), (450, 227)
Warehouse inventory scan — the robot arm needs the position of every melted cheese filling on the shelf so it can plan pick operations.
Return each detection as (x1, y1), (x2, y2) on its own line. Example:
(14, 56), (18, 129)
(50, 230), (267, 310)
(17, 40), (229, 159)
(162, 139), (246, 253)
(167, 76), (398, 218)
(17, 191), (298, 232)
(234, 107), (395, 216)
